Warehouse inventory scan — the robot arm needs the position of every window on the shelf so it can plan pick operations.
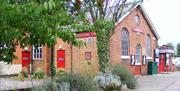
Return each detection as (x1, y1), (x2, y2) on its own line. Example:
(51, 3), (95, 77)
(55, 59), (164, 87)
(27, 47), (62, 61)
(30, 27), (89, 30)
(146, 35), (152, 57)
(121, 28), (129, 56)
(33, 45), (42, 59)
(135, 44), (141, 65)
(134, 15), (140, 26)
(86, 37), (93, 44)
(85, 51), (91, 60)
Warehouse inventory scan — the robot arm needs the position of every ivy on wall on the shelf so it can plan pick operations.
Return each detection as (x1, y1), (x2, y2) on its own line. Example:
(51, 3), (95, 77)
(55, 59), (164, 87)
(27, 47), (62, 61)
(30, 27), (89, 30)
(93, 19), (114, 72)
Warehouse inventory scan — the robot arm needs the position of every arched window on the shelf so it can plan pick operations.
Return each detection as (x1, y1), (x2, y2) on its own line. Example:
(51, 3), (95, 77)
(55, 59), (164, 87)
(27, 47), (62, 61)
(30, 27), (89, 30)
(135, 44), (141, 64)
(146, 34), (152, 57)
(134, 14), (140, 26)
(121, 28), (129, 56)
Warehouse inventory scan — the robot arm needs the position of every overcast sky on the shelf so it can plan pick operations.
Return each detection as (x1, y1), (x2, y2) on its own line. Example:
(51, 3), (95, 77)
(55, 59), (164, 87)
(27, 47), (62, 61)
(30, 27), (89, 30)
(142, 0), (180, 46)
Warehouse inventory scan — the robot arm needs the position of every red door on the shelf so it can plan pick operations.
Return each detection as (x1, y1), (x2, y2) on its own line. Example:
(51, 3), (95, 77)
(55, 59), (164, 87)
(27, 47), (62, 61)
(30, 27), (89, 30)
(57, 50), (65, 68)
(159, 54), (165, 73)
(134, 65), (141, 75)
(22, 51), (31, 71)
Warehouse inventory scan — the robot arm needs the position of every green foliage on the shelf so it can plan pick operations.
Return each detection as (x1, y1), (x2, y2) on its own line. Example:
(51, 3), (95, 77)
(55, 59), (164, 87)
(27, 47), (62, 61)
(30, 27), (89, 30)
(21, 68), (29, 78)
(32, 70), (45, 79)
(0, 0), (85, 63)
(32, 73), (100, 91)
(93, 19), (114, 72)
(50, 59), (56, 79)
(56, 73), (100, 91)
(176, 43), (180, 57)
(32, 80), (58, 91)
(56, 69), (65, 76)
(112, 64), (137, 89)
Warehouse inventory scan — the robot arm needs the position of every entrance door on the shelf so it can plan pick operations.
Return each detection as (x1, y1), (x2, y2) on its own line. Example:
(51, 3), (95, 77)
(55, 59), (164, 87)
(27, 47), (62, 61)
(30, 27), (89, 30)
(134, 44), (142, 75)
(57, 50), (65, 68)
(22, 51), (31, 72)
(159, 54), (165, 73)
(134, 65), (141, 75)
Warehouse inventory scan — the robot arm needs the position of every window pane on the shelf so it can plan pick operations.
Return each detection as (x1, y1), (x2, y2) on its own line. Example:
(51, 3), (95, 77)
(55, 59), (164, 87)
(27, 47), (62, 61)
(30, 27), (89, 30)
(33, 45), (42, 59)
(121, 28), (129, 56)
(146, 35), (152, 57)
(136, 45), (141, 63)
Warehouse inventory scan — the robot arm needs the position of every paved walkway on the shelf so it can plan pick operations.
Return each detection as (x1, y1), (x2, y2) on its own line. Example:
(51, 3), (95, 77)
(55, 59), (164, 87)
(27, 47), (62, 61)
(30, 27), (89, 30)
(133, 71), (180, 91)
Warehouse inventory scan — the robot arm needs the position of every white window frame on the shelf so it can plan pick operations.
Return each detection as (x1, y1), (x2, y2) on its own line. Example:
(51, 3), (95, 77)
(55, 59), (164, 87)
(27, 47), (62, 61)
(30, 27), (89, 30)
(135, 14), (140, 26)
(135, 45), (141, 65)
(33, 45), (42, 60)
(121, 56), (130, 59)
(121, 28), (129, 56)
(146, 34), (152, 57)
(86, 37), (93, 44)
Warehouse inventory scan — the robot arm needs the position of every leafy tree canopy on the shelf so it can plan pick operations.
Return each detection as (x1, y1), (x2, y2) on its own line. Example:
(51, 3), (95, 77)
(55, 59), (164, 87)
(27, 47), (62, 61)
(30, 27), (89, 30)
(0, 0), (85, 63)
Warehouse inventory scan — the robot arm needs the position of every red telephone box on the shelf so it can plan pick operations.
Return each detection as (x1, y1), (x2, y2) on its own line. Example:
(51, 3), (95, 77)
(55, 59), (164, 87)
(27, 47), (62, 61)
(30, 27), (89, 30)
(22, 51), (31, 72)
(159, 54), (165, 73)
(57, 50), (65, 68)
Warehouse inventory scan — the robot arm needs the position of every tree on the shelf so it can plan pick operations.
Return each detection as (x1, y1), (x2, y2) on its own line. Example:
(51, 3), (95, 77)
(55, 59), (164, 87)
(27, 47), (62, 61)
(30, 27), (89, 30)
(70, 0), (142, 72)
(0, 0), (85, 62)
(0, 0), (86, 79)
(176, 43), (180, 57)
(166, 43), (174, 48)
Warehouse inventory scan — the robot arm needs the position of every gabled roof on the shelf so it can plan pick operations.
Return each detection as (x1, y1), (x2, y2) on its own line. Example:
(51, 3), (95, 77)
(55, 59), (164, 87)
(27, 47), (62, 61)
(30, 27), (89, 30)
(116, 3), (160, 40)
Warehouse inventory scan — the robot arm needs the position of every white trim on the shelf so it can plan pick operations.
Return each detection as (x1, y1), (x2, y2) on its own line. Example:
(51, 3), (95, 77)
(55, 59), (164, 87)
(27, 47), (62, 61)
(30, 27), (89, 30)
(135, 62), (141, 65)
(115, 3), (140, 25)
(147, 56), (152, 60)
(32, 45), (43, 60)
(115, 3), (160, 40)
(121, 56), (130, 59)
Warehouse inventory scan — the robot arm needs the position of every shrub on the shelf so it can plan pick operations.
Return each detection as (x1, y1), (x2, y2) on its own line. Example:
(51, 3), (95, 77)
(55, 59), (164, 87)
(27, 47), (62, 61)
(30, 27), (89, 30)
(32, 73), (100, 91)
(56, 69), (65, 76)
(32, 69), (45, 79)
(32, 80), (58, 91)
(95, 72), (122, 91)
(55, 73), (100, 91)
(112, 64), (137, 89)
(22, 67), (29, 78)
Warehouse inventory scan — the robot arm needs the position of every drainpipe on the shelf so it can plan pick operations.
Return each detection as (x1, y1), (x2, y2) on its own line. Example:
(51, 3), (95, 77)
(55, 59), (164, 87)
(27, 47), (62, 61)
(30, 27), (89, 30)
(50, 45), (55, 79)
(70, 45), (73, 73)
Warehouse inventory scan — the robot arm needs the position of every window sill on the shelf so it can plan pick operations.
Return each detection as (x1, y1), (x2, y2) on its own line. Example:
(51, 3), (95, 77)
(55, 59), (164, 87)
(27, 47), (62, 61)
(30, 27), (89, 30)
(33, 58), (43, 61)
(121, 56), (130, 59)
(135, 63), (141, 65)
(147, 57), (152, 60)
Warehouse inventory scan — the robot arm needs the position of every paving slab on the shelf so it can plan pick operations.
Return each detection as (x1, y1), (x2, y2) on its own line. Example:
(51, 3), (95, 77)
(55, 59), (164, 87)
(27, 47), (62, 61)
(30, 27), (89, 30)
(0, 79), (43, 90)
(131, 71), (180, 91)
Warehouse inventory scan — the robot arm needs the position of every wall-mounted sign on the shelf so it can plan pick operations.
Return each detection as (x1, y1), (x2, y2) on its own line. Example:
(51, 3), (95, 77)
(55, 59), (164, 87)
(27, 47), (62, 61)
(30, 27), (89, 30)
(142, 55), (146, 65)
(154, 48), (159, 58)
(132, 27), (144, 33)
(131, 55), (135, 66)
(76, 32), (96, 38)
(155, 58), (159, 66)
(85, 51), (91, 60)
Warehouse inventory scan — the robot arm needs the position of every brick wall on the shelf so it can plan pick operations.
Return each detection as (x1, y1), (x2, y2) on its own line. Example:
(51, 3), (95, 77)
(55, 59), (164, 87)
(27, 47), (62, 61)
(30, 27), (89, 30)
(12, 6), (158, 75)
(110, 6), (158, 75)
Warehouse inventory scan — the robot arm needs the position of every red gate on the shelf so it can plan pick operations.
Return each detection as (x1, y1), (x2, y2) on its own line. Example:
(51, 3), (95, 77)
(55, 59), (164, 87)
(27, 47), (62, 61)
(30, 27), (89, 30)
(159, 54), (165, 73)
(22, 51), (31, 72)
(57, 50), (65, 68)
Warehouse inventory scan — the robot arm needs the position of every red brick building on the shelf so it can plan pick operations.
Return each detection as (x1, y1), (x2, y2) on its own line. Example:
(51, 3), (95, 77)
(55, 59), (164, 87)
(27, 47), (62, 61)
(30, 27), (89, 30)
(110, 4), (159, 75)
(12, 3), (159, 75)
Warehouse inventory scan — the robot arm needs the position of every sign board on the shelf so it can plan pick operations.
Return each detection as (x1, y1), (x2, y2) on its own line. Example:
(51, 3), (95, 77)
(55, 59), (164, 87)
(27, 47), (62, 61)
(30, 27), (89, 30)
(76, 32), (96, 38)
(155, 48), (159, 58)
